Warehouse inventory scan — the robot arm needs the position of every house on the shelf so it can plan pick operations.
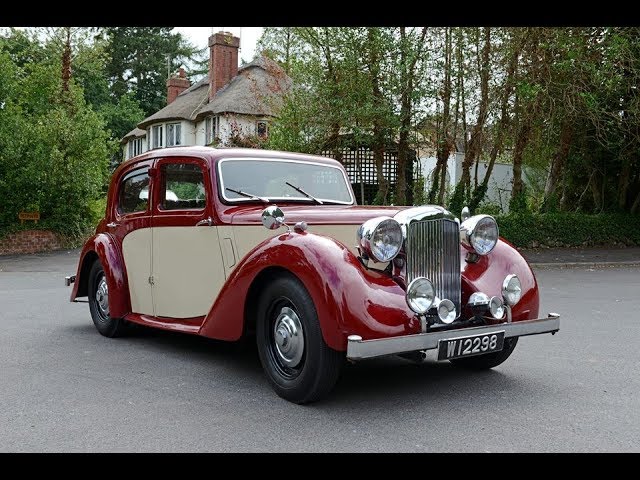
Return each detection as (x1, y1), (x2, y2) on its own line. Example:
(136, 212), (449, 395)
(121, 31), (291, 160)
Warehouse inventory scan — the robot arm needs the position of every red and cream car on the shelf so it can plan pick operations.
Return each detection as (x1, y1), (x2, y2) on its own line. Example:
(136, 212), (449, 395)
(66, 146), (560, 403)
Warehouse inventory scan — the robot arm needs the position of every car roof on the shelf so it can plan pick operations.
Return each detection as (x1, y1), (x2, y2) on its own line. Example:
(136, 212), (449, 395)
(118, 146), (343, 171)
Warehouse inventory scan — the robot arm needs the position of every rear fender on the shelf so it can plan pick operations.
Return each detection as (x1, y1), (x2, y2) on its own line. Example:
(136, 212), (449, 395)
(70, 233), (131, 319)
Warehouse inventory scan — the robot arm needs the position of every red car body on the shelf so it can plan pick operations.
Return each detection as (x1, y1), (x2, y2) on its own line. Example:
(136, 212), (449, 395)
(68, 146), (559, 403)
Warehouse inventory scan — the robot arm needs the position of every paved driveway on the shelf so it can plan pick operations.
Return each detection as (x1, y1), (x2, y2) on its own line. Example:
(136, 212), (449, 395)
(1, 249), (638, 452)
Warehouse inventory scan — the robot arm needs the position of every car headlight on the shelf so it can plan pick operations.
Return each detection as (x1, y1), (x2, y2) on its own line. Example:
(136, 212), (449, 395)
(405, 277), (435, 314)
(502, 274), (522, 306)
(357, 216), (403, 263)
(460, 214), (499, 255)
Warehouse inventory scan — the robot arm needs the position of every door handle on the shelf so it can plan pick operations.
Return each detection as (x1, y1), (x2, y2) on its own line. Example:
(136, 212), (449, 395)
(106, 222), (119, 228)
(196, 217), (212, 227)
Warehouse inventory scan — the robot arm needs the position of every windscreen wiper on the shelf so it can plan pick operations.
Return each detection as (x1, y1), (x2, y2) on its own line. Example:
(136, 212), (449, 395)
(285, 182), (323, 205)
(225, 187), (270, 203)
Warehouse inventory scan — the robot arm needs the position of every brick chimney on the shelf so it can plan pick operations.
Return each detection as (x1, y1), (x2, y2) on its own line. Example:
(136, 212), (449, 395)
(208, 31), (240, 101)
(166, 67), (190, 105)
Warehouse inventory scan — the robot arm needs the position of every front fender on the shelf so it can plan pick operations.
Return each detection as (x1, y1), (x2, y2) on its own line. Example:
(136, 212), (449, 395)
(71, 233), (131, 319)
(461, 238), (540, 322)
(198, 231), (422, 351)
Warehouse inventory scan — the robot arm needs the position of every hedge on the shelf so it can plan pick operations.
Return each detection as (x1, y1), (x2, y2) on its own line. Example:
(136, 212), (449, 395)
(494, 212), (640, 249)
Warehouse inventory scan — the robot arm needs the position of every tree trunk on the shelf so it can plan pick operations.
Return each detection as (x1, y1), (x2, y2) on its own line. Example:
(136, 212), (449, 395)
(429, 28), (452, 205)
(396, 27), (427, 206)
(450, 27), (490, 212)
(61, 27), (72, 94)
(543, 121), (574, 210)
(511, 118), (531, 204)
(366, 28), (389, 205)
(630, 188), (640, 214)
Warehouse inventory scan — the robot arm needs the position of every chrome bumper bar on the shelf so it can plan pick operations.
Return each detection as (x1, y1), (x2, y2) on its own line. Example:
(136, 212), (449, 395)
(346, 313), (560, 361)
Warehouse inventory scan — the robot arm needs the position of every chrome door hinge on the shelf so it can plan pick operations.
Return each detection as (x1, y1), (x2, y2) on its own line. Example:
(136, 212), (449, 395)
(148, 275), (155, 285)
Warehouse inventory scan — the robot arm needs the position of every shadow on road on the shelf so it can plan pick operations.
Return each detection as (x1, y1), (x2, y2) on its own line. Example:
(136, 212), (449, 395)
(62, 321), (540, 407)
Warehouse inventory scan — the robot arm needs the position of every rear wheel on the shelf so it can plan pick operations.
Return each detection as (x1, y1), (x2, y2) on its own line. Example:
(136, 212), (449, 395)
(449, 337), (519, 370)
(88, 260), (127, 338)
(256, 274), (343, 404)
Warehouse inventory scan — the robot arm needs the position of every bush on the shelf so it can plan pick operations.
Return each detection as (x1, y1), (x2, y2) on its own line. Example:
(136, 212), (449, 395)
(496, 212), (640, 248)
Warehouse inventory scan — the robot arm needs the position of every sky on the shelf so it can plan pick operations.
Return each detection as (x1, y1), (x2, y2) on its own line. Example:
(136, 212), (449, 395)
(172, 27), (264, 65)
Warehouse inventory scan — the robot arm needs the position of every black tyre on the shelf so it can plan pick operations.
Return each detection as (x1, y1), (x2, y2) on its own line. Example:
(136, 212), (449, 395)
(88, 260), (127, 338)
(256, 274), (343, 404)
(449, 337), (518, 370)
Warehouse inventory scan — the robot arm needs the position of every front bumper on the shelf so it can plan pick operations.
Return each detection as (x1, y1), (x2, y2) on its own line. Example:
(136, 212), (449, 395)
(346, 313), (560, 360)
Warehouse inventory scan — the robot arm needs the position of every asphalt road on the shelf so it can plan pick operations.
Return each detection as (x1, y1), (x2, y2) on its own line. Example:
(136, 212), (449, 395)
(1, 249), (639, 452)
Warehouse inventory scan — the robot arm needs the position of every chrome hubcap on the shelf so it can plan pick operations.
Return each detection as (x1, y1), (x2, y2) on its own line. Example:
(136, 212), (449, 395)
(96, 276), (109, 317)
(273, 307), (304, 368)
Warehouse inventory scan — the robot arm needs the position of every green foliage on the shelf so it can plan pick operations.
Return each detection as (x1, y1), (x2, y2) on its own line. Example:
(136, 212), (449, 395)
(496, 213), (640, 248)
(102, 27), (202, 116)
(97, 93), (145, 144)
(508, 187), (529, 214)
(412, 175), (427, 206)
(0, 46), (113, 237)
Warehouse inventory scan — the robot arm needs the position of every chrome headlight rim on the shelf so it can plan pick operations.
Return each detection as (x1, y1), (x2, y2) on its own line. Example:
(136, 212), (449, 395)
(502, 274), (522, 306)
(357, 216), (403, 263)
(460, 214), (499, 256)
(405, 277), (435, 315)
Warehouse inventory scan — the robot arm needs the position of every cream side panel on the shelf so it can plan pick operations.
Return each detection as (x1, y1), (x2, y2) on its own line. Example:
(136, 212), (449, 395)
(121, 228), (153, 315)
(231, 224), (360, 268)
(152, 227), (226, 318)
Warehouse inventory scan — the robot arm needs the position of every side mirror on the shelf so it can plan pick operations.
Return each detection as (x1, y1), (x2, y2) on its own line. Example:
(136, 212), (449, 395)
(261, 205), (285, 230)
(461, 206), (470, 222)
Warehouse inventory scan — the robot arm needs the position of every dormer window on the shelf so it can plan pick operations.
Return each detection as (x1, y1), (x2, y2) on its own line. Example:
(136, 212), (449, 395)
(256, 120), (269, 139)
(205, 116), (219, 145)
(167, 122), (182, 147)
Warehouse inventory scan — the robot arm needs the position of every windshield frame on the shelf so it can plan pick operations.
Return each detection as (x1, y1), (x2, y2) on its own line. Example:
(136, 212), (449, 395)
(217, 157), (355, 205)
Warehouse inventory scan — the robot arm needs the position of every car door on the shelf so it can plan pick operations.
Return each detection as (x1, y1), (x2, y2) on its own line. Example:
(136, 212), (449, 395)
(151, 157), (226, 319)
(112, 160), (155, 316)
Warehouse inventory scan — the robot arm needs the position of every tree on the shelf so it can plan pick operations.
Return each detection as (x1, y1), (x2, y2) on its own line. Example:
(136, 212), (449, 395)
(0, 35), (114, 234)
(102, 27), (201, 116)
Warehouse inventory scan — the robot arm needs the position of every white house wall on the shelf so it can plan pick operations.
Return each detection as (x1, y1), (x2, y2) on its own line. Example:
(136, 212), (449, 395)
(124, 116), (263, 159)
(419, 152), (532, 213)
(218, 114), (259, 145)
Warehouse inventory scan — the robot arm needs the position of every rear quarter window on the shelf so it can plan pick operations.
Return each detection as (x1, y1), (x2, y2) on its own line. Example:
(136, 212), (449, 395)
(118, 169), (150, 215)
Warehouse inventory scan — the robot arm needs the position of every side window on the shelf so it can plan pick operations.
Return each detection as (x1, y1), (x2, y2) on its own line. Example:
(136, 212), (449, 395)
(160, 163), (206, 210)
(118, 170), (150, 215)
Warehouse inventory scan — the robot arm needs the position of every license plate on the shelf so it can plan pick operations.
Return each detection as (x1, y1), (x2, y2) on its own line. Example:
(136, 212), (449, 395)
(437, 331), (505, 361)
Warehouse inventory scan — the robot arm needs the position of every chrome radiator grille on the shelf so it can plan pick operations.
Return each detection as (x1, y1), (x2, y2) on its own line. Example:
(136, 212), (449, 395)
(406, 218), (461, 315)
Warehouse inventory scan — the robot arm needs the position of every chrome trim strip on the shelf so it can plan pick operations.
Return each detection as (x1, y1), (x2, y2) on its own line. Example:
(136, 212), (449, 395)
(217, 157), (355, 205)
(346, 314), (560, 360)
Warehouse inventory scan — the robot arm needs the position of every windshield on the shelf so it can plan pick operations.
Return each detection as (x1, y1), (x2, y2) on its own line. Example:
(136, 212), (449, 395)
(219, 159), (354, 204)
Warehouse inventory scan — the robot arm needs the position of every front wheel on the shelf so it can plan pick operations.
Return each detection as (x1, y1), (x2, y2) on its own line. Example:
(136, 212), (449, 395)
(256, 274), (343, 404)
(449, 337), (519, 370)
(88, 260), (127, 338)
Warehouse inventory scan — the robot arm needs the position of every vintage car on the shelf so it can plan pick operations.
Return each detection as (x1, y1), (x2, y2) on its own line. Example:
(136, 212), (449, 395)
(66, 146), (560, 403)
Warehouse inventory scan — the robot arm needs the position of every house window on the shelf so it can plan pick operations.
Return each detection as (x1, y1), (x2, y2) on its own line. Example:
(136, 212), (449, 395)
(205, 116), (218, 145)
(128, 141), (133, 159)
(132, 138), (143, 156)
(167, 122), (182, 147)
(147, 128), (151, 150)
(256, 120), (269, 139)
(152, 125), (163, 149)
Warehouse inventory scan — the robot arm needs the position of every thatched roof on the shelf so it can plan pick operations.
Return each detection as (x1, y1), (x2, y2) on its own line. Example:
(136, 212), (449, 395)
(128, 55), (291, 137)
(194, 56), (291, 121)
(121, 127), (147, 145)
(137, 77), (209, 130)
